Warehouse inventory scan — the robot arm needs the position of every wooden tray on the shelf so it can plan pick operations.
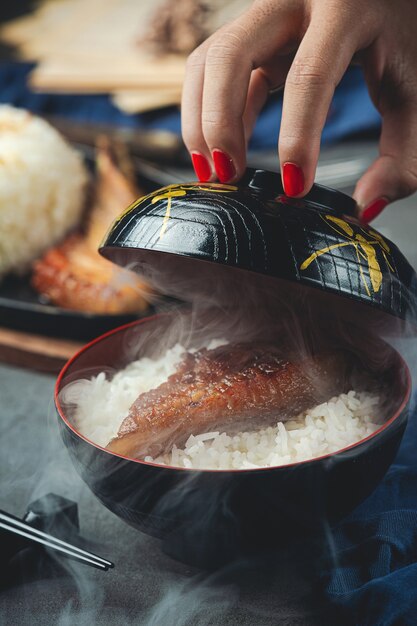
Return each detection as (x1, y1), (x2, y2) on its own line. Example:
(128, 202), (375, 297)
(0, 327), (82, 373)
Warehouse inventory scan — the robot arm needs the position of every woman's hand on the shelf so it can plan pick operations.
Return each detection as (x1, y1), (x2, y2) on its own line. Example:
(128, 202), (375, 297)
(181, 0), (417, 222)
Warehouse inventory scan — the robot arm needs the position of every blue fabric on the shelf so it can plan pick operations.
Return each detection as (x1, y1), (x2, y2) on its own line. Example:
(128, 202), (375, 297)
(250, 64), (381, 149)
(319, 395), (417, 625)
(0, 62), (381, 149)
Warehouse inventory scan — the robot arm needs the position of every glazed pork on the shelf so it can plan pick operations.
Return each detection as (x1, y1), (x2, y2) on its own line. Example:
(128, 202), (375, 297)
(32, 234), (149, 315)
(107, 343), (349, 459)
(32, 138), (151, 314)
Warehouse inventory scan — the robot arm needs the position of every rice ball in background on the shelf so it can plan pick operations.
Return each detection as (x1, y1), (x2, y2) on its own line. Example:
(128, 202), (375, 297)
(0, 105), (88, 277)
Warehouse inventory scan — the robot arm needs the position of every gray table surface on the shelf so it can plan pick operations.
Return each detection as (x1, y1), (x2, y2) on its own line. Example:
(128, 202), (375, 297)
(0, 143), (416, 625)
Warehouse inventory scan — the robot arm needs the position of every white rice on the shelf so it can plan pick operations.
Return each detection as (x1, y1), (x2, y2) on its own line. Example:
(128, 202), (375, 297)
(0, 105), (88, 277)
(68, 343), (381, 470)
(67, 343), (188, 448)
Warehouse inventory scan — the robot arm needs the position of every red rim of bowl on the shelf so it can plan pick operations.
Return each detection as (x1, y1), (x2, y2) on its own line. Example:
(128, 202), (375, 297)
(55, 316), (412, 474)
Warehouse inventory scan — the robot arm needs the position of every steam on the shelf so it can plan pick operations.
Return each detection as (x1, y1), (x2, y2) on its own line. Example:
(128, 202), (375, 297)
(3, 237), (416, 624)
(0, 381), (231, 625)
(51, 262), (412, 582)
(141, 577), (236, 626)
(0, 377), (318, 624)
(59, 262), (406, 453)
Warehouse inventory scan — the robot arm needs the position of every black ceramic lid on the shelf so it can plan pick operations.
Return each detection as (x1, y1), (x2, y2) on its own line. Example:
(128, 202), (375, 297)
(100, 169), (417, 331)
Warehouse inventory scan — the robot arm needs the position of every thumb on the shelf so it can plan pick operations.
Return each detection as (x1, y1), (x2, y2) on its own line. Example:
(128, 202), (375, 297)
(354, 104), (417, 223)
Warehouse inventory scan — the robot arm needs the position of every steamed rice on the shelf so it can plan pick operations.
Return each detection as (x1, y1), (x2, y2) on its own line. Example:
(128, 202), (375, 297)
(69, 343), (381, 470)
(0, 105), (88, 277)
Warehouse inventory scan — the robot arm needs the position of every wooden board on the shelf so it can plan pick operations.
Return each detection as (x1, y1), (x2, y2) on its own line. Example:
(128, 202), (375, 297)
(0, 0), (159, 60)
(1, 0), (185, 99)
(112, 89), (181, 114)
(0, 0), (251, 110)
(29, 54), (186, 92)
(0, 327), (82, 373)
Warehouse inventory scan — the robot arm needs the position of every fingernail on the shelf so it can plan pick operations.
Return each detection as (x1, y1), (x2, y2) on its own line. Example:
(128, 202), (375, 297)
(361, 197), (389, 223)
(191, 152), (211, 182)
(212, 149), (236, 183)
(282, 162), (304, 197)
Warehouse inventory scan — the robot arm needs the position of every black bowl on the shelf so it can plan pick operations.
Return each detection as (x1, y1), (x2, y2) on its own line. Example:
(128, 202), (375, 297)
(55, 314), (411, 567)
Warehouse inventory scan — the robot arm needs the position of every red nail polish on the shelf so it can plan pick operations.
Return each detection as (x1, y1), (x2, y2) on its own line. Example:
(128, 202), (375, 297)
(191, 152), (211, 182)
(212, 150), (236, 183)
(282, 162), (304, 197)
(361, 197), (389, 223)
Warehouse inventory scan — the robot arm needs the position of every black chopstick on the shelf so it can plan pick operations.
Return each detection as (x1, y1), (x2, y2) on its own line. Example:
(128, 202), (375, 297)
(0, 511), (114, 570)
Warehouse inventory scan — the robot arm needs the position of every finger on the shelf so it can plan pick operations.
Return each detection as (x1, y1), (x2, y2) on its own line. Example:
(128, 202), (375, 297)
(181, 40), (213, 182)
(279, 19), (357, 197)
(201, 9), (297, 183)
(354, 102), (417, 223)
(242, 70), (271, 147)
(243, 57), (293, 144)
(201, 25), (254, 182)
